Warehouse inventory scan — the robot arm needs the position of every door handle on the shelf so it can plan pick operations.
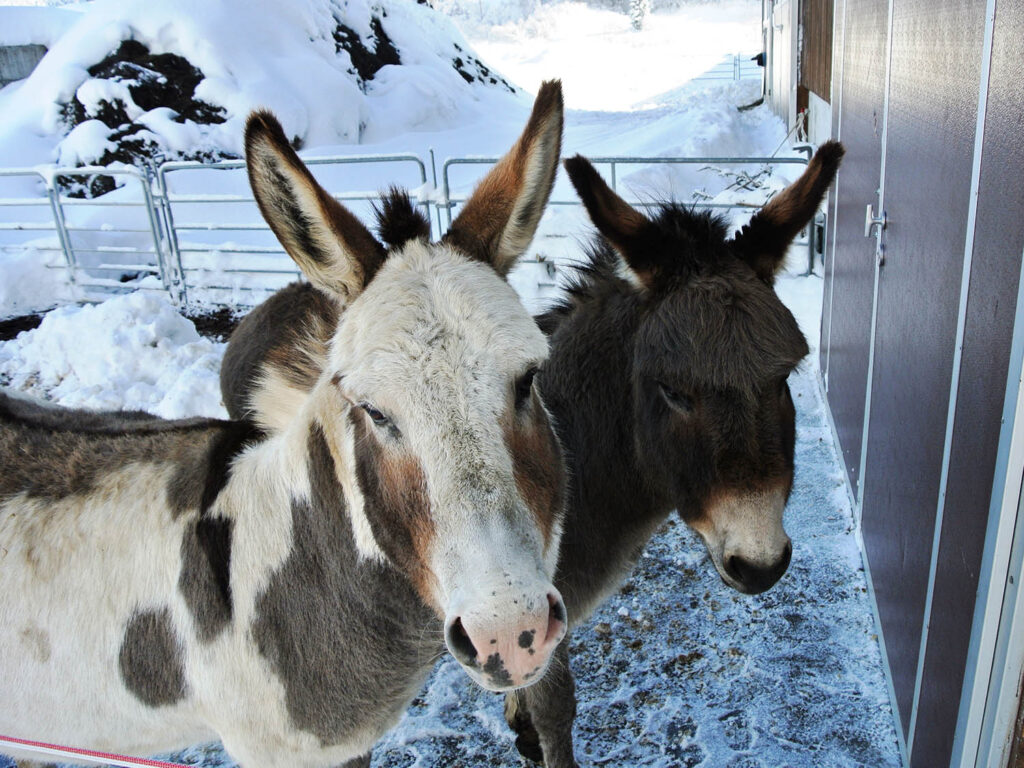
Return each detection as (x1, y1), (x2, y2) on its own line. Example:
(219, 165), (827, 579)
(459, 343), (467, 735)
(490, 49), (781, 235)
(865, 204), (887, 237)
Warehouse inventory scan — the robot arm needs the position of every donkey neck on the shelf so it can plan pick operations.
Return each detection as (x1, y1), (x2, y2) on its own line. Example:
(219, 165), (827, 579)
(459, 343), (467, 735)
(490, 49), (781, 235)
(224, 397), (441, 748)
(232, 390), (435, 613)
(540, 285), (672, 621)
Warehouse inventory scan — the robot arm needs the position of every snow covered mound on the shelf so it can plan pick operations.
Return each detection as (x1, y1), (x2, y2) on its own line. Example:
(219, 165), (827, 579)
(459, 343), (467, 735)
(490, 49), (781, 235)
(0, 0), (519, 173)
(0, 292), (226, 419)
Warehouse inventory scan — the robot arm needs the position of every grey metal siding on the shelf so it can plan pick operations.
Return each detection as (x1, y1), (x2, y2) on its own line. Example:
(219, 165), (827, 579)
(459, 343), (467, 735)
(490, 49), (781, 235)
(820, 0), (889, 490)
(860, 0), (985, 738)
(913, 0), (1024, 763)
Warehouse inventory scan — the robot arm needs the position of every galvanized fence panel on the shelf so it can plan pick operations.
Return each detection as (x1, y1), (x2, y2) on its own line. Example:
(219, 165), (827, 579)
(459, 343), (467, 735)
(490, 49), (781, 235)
(0, 167), (74, 286)
(51, 165), (170, 297)
(154, 154), (429, 306)
(441, 150), (819, 272)
(693, 52), (765, 82)
(0, 147), (823, 310)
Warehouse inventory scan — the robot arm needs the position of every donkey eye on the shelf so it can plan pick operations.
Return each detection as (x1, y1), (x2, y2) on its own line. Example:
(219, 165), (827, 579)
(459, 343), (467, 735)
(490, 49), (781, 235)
(658, 382), (694, 413)
(359, 403), (390, 427)
(515, 367), (538, 409)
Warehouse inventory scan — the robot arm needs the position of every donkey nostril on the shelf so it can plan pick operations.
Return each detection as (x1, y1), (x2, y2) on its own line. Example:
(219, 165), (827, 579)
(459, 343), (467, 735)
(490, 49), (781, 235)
(445, 617), (478, 665)
(544, 592), (567, 645)
(726, 554), (748, 584)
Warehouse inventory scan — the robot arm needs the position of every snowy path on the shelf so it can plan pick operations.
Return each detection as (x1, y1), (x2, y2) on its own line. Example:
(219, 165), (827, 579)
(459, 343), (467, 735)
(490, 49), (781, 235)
(0, 275), (903, 768)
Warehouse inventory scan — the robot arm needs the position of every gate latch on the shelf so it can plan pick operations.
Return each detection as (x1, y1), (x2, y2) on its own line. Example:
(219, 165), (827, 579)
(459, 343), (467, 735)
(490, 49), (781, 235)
(864, 204), (887, 238)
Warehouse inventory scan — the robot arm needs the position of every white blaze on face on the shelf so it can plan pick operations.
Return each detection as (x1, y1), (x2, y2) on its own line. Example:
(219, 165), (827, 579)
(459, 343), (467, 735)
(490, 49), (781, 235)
(690, 485), (792, 595)
(329, 241), (567, 689)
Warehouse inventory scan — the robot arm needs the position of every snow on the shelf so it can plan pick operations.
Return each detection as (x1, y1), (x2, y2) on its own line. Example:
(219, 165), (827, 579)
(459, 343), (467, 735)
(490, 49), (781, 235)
(0, 247), (72, 318)
(462, 0), (761, 110)
(0, 0), (522, 170)
(0, 0), (903, 766)
(0, 6), (82, 48)
(0, 291), (226, 419)
(54, 117), (116, 165)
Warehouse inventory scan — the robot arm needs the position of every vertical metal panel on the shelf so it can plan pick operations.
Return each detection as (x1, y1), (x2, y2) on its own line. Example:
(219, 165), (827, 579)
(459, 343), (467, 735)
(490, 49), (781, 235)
(819, 0), (844, 373)
(920, 0), (1024, 763)
(819, 0), (888, 490)
(859, 0), (985, 747)
(769, 0), (799, 128)
(953, 254), (1024, 768)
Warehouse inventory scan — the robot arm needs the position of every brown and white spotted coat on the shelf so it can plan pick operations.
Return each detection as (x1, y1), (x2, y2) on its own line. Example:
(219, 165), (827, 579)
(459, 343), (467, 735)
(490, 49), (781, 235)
(0, 82), (570, 768)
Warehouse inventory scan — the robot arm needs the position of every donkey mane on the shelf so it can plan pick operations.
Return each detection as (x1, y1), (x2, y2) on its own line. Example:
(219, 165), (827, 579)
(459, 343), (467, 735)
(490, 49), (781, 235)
(538, 202), (809, 394)
(0, 390), (206, 435)
(372, 187), (431, 248)
(538, 204), (734, 327)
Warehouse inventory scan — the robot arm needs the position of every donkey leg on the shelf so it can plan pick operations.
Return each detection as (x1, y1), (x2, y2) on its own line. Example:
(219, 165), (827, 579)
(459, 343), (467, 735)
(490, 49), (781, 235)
(505, 638), (578, 768)
(505, 688), (543, 763)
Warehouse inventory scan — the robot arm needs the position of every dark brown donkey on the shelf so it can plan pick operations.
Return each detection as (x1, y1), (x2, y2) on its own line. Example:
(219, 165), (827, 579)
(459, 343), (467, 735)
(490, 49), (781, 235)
(220, 141), (844, 766)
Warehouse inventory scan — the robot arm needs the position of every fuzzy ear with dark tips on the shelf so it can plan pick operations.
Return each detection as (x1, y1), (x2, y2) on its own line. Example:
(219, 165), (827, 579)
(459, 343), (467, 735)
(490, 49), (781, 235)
(563, 154), (660, 288)
(444, 80), (564, 277)
(245, 110), (386, 301)
(731, 140), (845, 284)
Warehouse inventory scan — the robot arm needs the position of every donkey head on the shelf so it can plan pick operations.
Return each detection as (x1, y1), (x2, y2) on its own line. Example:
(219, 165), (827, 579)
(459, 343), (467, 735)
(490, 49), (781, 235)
(244, 82), (568, 690)
(564, 142), (843, 594)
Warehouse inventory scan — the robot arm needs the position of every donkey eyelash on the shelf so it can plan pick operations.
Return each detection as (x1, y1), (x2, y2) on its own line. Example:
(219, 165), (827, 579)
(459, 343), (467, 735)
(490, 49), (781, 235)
(514, 367), (539, 409)
(658, 381), (694, 413)
(358, 402), (390, 427)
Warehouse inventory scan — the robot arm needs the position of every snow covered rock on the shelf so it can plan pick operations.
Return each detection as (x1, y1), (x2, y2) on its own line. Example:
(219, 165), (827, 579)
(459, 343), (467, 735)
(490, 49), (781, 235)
(0, 0), (520, 177)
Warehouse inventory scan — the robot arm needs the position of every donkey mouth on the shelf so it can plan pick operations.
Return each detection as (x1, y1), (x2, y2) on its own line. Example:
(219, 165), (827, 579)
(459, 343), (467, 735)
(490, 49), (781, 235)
(457, 651), (550, 692)
(445, 592), (567, 691)
(713, 541), (793, 595)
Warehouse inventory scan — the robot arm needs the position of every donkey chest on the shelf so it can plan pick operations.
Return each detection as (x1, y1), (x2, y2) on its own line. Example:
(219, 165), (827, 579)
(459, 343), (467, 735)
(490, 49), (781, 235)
(246, 496), (442, 748)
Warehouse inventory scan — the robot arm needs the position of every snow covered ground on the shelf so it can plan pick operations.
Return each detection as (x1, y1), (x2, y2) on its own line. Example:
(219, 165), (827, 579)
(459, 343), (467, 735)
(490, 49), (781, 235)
(0, 0), (904, 766)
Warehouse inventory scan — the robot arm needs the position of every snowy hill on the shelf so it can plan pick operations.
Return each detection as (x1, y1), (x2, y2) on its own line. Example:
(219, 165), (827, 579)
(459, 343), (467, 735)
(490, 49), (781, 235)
(0, 0), (520, 173)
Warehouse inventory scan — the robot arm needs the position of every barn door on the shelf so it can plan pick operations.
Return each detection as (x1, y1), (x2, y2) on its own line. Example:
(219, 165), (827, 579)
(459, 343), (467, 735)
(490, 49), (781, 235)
(858, 0), (987, 761)
(823, 0), (1024, 763)
(819, 0), (889, 494)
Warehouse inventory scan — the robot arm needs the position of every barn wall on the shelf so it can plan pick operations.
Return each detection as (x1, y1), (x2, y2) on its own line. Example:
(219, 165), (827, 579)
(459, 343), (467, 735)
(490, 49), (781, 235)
(915, 0), (1024, 762)
(799, 0), (832, 101)
(766, 0), (798, 128)
(860, 0), (986, 740)
(821, 0), (1024, 763)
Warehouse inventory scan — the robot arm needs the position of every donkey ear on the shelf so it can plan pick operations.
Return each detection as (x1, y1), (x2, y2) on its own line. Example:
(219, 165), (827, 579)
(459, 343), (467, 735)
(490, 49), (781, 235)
(731, 141), (844, 284)
(563, 154), (660, 288)
(245, 111), (385, 301)
(444, 80), (563, 277)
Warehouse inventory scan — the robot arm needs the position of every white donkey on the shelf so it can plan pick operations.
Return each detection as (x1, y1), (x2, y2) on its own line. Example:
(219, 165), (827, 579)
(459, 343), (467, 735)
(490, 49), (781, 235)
(0, 82), (567, 768)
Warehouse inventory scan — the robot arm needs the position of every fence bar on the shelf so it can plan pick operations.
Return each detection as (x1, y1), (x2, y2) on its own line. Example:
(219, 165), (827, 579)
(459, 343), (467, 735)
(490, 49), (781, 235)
(442, 153), (817, 274)
(155, 153), (428, 306)
(0, 149), (825, 307)
(43, 189), (77, 286)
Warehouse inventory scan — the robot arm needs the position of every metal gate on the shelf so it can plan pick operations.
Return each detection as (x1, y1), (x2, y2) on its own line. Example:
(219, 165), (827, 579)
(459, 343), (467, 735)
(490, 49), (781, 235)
(0, 149), (816, 309)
